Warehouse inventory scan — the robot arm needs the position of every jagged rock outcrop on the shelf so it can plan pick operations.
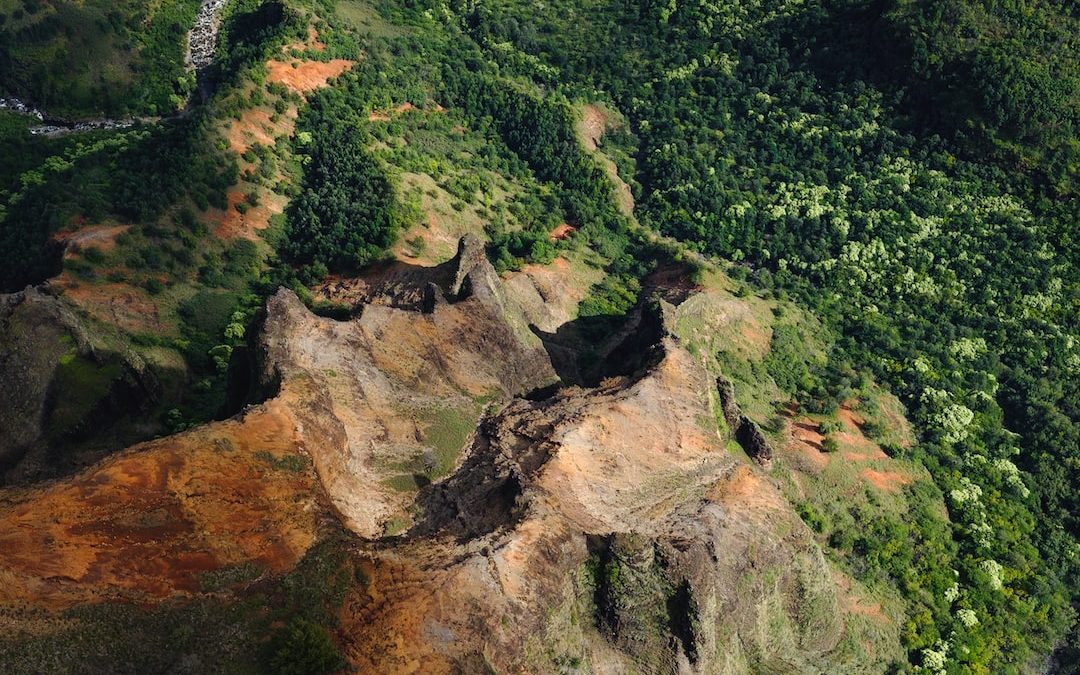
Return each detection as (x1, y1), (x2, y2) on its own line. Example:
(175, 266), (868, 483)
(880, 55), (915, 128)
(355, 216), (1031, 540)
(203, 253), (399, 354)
(716, 374), (774, 468)
(0, 288), (89, 462)
(449, 233), (488, 298)
(338, 341), (849, 673)
(0, 287), (158, 483)
(421, 281), (444, 314)
(715, 375), (742, 431)
(257, 238), (557, 536)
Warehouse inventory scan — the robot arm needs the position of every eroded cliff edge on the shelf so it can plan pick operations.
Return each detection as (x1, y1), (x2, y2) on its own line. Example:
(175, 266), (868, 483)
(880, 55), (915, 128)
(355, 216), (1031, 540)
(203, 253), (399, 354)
(0, 237), (895, 672)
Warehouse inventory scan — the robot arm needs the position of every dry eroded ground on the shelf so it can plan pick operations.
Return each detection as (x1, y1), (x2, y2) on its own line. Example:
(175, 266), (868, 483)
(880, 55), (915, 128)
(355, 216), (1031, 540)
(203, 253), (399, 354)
(0, 399), (320, 608)
(265, 59), (354, 95)
(782, 403), (914, 493)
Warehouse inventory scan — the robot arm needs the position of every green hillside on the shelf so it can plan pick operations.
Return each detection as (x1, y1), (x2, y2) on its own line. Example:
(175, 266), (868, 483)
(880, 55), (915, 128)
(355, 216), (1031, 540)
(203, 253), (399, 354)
(0, 0), (200, 117)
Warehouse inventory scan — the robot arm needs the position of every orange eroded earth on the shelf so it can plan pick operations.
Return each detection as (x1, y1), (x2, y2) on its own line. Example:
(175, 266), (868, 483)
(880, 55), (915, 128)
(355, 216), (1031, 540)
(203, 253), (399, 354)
(782, 403), (911, 493)
(57, 280), (170, 334)
(266, 59), (355, 95)
(860, 468), (913, 493)
(549, 223), (577, 241)
(216, 38), (348, 238)
(706, 463), (786, 511)
(0, 400), (321, 608)
(211, 189), (289, 240)
(48, 223), (167, 334)
(55, 224), (130, 256)
(836, 406), (889, 461)
(225, 107), (293, 158)
(787, 418), (830, 472)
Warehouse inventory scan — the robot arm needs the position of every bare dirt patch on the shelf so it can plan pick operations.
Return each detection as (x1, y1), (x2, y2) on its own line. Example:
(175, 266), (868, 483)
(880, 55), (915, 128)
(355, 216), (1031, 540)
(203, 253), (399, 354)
(55, 224), (129, 256)
(212, 189), (287, 240)
(838, 406), (864, 429)
(549, 223), (576, 241)
(785, 417), (830, 472)
(577, 104), (611, 152)
(58, 281), (169, 335)
(266, 59), (354, 95)
(860, 468), (912, 493)
(0, 400), (320, 608)
(225, 107), (294, 158)
(835, 405), (889, 462)
(706, 464), (785, 511)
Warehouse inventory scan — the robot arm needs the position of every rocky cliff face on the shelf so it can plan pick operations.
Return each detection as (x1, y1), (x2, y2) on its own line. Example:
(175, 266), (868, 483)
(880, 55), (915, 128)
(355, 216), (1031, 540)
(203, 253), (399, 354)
(0, 287), (159, 484)
(257, 235), (557, 537)
(335, 335), (849, 673)
(716, 374), (774, 468)
(0, 238), (887, 671)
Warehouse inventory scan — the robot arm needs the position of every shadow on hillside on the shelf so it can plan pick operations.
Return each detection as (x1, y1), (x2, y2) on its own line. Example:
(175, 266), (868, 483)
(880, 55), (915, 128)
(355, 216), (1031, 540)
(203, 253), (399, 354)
(530, 299), (665, 388)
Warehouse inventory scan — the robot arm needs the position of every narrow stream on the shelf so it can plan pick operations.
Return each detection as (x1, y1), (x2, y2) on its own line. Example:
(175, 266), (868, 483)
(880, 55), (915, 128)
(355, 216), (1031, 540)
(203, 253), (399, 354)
(1, 0), (228, 136)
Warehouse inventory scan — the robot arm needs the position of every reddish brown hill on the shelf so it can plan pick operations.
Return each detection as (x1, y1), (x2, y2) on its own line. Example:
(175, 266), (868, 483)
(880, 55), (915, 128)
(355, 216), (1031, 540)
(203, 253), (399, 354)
(0, 398), (321, 608)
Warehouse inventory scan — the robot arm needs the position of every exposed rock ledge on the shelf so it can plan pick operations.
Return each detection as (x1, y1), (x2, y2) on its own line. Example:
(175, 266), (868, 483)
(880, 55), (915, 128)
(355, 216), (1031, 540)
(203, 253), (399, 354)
(716, 374), (774, 468)
(257, 234), (557, 536)
(0, 237), (880, 672)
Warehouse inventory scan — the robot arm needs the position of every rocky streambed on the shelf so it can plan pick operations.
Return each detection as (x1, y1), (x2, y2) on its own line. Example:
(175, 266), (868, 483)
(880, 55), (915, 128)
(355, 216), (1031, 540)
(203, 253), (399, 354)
(187, 0), (229, 89)
(0, 98), (144, 136)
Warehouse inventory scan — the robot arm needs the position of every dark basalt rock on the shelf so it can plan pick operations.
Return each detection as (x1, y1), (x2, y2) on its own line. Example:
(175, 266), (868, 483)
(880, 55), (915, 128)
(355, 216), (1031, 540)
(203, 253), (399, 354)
(716, 374), (773, 467)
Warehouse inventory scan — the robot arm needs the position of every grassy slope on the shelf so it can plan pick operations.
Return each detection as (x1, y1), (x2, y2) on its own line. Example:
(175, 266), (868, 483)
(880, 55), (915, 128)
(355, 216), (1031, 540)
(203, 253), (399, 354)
(670, 264), (939, 670)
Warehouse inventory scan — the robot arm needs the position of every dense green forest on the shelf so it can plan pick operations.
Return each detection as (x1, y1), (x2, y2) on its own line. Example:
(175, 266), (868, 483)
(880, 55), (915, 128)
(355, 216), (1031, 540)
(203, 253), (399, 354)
(0, 0), (202, 116)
